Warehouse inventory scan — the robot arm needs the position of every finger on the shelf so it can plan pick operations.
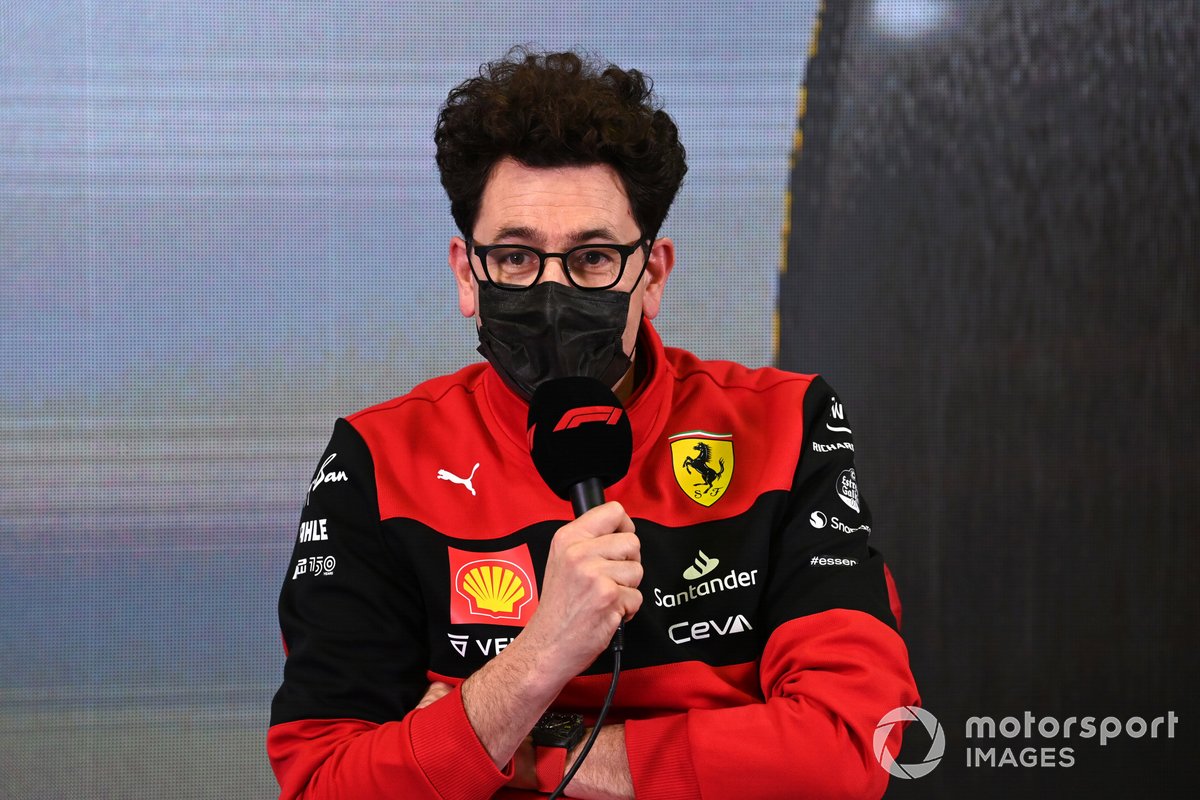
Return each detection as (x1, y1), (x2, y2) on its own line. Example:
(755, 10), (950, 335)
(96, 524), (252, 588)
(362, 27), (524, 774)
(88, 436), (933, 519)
(416, 681), (453, 709)
(600, 560), (643, 589)
(618, 586), (644, 621)
(581, 530), (641, 562)
(569, 501), (634, 538)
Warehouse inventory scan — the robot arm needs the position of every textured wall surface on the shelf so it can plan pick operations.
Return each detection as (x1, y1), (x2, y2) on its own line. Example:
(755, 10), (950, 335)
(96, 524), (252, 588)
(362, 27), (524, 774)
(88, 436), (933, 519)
(780, 1), (1199, 795)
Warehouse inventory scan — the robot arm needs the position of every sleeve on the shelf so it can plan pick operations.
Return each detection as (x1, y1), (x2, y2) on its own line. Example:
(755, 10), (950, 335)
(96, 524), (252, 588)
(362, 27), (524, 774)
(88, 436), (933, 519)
(267, 418), (513, 800)
(623, 377), (920, 800)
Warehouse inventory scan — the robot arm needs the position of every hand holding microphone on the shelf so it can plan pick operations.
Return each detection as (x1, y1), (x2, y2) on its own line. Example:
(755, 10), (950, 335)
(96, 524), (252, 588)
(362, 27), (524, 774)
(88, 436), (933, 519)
(528, 502), (641, 678)
(522, 377), (640, 681)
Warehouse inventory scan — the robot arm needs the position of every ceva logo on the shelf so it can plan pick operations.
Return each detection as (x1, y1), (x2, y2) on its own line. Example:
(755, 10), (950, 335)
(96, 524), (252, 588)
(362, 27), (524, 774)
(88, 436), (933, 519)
(874, 706), (945, 779)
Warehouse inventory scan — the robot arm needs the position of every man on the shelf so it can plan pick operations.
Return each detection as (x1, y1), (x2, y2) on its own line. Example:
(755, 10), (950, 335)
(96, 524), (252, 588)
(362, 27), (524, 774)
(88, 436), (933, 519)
(269, 49), (918, 799)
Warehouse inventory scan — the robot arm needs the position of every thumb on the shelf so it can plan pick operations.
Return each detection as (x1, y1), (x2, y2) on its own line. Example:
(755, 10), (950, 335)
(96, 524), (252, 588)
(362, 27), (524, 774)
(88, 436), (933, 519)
(570, 501), (634, 538)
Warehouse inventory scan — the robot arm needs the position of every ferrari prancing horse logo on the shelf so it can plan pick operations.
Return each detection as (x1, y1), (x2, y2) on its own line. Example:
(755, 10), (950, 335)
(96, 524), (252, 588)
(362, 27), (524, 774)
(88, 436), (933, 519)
(670, 431), (734, 507)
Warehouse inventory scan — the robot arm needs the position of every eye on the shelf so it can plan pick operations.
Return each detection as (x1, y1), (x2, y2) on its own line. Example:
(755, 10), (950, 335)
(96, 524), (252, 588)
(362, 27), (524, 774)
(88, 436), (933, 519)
(569, 247), (618, 271)
(487, 247), (539, 273)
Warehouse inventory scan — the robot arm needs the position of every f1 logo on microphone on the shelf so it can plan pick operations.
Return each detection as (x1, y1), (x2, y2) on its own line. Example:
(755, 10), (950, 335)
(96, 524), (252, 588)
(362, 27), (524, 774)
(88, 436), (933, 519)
(552, 406), (624, 432)
(527, 406), (624, 450)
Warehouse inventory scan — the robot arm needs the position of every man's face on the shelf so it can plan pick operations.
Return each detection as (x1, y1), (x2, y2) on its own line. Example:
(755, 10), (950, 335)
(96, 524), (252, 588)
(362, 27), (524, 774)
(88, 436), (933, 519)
(449, 157), (675, 362)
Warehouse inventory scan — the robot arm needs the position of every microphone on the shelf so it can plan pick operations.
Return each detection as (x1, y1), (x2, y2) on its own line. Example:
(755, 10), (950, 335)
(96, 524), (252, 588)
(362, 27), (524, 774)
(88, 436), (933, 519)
(527, 377), (634, 800)
(527, 377), (633, 518)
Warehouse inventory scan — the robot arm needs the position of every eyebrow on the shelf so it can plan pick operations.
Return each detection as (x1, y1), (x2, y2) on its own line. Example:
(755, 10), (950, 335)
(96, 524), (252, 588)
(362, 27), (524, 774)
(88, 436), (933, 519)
(491, 225), (624, 245)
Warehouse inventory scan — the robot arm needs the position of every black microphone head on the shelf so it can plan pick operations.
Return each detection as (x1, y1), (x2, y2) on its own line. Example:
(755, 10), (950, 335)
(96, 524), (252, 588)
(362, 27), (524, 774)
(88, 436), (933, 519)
(527, 377), (633, 500)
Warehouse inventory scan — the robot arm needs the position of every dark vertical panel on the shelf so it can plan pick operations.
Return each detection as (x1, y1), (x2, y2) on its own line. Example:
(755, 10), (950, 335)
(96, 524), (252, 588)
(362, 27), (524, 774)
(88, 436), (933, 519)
(779, 1), (1200, 795)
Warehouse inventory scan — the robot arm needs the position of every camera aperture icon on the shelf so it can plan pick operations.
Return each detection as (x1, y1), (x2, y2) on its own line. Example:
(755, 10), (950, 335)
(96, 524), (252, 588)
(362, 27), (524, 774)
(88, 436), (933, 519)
(874, 705), (945, 779)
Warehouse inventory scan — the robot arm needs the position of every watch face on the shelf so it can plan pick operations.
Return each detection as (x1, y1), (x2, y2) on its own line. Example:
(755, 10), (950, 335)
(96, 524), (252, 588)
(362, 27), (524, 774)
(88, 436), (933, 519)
(533, 712), (584, 748)
(540, 714), (576, 733)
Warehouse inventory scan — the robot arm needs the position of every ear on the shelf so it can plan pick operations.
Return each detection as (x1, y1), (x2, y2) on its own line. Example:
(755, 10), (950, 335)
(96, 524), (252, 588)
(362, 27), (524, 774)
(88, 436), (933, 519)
(639, 237), (675, 320)
(449, 236), (477, 318)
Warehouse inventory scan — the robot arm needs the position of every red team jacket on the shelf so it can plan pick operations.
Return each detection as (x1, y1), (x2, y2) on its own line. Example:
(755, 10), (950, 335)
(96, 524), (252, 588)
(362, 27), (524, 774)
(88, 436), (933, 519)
(268, 321), (919, 799)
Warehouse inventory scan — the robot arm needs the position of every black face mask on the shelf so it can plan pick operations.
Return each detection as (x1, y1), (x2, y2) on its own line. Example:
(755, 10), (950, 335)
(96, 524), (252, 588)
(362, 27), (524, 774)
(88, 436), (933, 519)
(476, 281), (634, 401)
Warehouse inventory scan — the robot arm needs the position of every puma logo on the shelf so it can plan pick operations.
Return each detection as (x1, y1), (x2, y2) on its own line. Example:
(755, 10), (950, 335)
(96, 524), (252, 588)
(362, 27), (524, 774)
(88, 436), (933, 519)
(437, 463), (480, 496)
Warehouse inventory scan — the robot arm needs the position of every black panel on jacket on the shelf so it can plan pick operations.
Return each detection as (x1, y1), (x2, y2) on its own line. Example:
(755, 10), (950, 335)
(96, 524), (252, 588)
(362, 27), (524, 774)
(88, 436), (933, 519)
(271, 419), (431, 726)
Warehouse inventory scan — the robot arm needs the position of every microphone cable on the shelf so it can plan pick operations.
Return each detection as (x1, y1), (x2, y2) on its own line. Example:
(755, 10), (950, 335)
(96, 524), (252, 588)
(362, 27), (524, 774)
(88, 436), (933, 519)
(547, 622), (624, 800)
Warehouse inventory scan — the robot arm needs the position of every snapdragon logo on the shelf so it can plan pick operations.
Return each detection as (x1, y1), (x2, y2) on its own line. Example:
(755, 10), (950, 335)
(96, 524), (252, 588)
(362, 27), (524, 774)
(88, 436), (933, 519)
(874, 706), (945, 779)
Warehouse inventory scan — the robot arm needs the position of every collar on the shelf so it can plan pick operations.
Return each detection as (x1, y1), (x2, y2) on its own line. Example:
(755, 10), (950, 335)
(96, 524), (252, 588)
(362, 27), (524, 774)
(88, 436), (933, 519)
(480, 318), (675, 463)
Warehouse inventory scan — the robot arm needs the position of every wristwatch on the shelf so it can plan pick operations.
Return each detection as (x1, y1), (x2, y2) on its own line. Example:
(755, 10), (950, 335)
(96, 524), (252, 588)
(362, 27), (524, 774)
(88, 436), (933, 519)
(531, 711), (585, 793)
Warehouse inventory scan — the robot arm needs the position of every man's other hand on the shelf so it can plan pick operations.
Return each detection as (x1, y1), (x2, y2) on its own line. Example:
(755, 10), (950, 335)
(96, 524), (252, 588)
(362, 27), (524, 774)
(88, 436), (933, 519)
(415, 680), (453, 710)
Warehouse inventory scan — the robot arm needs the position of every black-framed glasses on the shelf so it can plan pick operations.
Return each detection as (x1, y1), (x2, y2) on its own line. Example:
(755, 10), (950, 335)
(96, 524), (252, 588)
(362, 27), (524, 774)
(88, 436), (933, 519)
(467, 237), (651, 291)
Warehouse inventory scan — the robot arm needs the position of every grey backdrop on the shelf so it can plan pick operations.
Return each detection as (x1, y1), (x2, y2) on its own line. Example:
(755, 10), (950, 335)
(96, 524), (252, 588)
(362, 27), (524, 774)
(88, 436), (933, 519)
(1, 1), (815, 797)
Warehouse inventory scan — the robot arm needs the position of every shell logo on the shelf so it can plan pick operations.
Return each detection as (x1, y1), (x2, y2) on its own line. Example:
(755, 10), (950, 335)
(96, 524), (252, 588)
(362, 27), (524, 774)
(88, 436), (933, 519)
(460, 563), (527, 614)
(448, 545), (540, 625)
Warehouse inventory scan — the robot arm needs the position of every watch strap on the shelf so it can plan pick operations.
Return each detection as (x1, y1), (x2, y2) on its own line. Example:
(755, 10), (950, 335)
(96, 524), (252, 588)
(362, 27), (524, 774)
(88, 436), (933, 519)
(535, 742), (569, 794)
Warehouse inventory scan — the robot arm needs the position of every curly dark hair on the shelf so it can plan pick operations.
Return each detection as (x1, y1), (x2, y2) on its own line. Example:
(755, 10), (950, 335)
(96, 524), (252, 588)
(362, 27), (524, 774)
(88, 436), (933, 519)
(435, 48), (687, 240)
